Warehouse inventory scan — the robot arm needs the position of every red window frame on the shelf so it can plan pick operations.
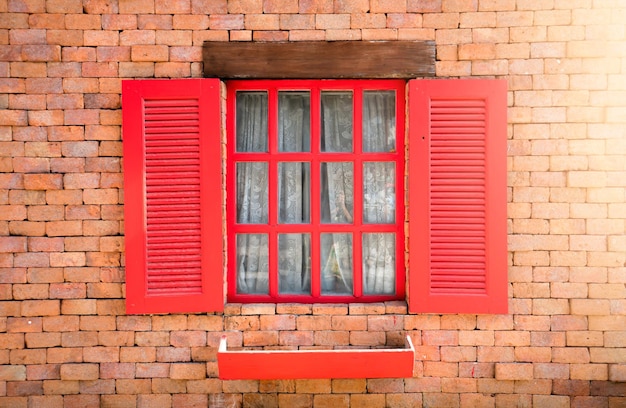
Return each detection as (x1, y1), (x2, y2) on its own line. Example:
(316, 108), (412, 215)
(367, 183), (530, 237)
(226, 80), (406, 303)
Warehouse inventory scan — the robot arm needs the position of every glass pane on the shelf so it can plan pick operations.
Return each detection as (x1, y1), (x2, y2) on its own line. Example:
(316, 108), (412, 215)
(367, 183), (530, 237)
(236, 234), (269, 294)
(279, 91), (310, 152)
(363, 91), (396, 153)
(320, 162), (353, 224)
(362, 233), (395, 295)
(236, 162), (268, 224)
(363, 162), (395, 224)
(321, 233), (353, 295)
(321, 91), (353, 152)
(278, 234), (311, 295)
(278, 162), (310, 224)
(236, 91), (268, 153)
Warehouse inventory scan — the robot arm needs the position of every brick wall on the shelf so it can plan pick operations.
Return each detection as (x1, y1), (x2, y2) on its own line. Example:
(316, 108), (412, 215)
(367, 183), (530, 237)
(1, 0), (626, 406)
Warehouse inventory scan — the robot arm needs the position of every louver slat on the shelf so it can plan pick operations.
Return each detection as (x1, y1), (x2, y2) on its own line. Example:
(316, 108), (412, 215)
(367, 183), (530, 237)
(123, 78), (224, 314)
(408, 79), (508, 314)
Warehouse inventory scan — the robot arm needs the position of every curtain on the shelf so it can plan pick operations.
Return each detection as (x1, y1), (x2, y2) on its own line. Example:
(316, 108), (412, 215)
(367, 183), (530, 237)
(236, 92), (269, 294)
(362, 91), (397, 294)
(235, 89), (396, 296)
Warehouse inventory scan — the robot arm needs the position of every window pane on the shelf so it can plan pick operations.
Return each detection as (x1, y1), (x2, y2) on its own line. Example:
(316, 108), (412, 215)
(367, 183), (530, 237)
(278, 162), (310, 224)
(236, 234), (269, 294)
(320, 162), (353, 224)
(278, 233), (311, 295)
(362, 233), (395, 295)
(236, 162), (268, 224)
(279, 91), (310, 152)
(321, 233), (353, 295)
(363, 91), (396, 153)
(363, 162), (395, 224)
(321, 91), (353, 152)
(236, 91), (268, 153)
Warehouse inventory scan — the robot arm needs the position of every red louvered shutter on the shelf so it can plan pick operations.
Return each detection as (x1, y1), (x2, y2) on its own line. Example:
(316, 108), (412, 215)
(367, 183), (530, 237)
(408, 79), (508, 314)
(123, 79), (224, 314)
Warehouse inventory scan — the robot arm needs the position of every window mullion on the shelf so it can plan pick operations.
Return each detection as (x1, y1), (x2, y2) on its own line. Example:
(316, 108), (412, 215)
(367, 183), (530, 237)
(268, 88), (278, 298)
(353, 88), (363, 298)
(310, 87), (321, 298)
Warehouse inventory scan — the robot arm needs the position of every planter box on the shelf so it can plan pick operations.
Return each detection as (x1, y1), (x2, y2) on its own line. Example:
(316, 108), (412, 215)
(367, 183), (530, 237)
(218, 335), (415, 380)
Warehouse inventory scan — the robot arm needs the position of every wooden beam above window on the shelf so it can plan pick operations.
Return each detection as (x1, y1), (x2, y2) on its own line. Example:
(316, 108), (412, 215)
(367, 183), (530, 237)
(203, 41), (435, 79)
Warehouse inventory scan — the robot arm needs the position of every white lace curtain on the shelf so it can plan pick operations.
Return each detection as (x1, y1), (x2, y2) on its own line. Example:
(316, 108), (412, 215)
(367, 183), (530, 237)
(235, 90), (396, 296)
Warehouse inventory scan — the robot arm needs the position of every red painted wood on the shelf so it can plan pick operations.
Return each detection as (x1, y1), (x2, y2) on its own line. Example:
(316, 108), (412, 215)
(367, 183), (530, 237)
(226, 80), (405, 303)
(218, 335), (415, 380)
(123, 79), (224, 314)
(408, 79), (508, 314)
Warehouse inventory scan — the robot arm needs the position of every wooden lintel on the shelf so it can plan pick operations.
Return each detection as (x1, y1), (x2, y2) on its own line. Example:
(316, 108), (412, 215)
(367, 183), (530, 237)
(203, 41), (435, 79)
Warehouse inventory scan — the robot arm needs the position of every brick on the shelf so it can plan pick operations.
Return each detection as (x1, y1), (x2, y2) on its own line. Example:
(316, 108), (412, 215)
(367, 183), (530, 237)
(135, 363), (169, 378)
(293, 379), (331, 394)
(80, 315), (116, 331)
(257, 314), (295, 330)
(325, 29), (362, 40)
(59, 364), (99, 381)
(42, 315), (79, 332)
(6, 220), (43, 238)
(115, 379), (152, 394)
(22, 174), (62, 190)
(7, 317), (42, 333)
(25, 332), (61, 348)
(120, 347), (157, 364)
(314, 330), (349, 346)
(20, 299), (59, 316)
(135, 332), (168, 348)
(170, 331), (207, 347)
(590, 348), (626, 364)
(169, 363), (206, 380)
(571, 364), (608, 380)
(156, 346), (191, 362)
(61, 331), (98, 348)
(0, 237), (27, 252)
(331, 315), (366, 331)
(316, 14), (350, 29)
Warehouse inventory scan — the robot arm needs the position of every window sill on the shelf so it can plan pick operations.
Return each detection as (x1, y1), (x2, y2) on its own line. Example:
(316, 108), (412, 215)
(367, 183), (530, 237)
(217, 335), (415, 380)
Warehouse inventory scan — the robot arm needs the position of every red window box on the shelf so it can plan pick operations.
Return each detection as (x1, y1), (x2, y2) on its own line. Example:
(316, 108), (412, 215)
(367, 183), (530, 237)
(217, 335), (415, 380)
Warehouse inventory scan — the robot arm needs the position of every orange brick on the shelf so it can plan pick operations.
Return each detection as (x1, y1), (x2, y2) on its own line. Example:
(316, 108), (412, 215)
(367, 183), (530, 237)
(82, 346), (120, 363)
(121, 347), (157, 363)
(313, 330), (349, 346)
(19, 299), (59, 316)
(423, 361), (458, 377)
(441, 377), (477, 394)
(441, 346), (477, 362)
(0, 236), (27, 252)
(169, 363), (206, 380)
(25, 332), (61, 348)
(78, 316), (115, 332)
(59, 364), (99, 380)
(46, 347), (83, 366)
(571, 363), (608, 380)
(331, 315), (366, 331)
(294, 379), (331, 394)
(243, 331), (278, 346)
(458, 43), (496, 60)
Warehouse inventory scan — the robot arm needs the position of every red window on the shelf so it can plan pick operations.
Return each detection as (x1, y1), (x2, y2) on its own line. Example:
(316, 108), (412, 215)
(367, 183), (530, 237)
(226, 80), (405, 303)
(122, 78), (508, 314)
